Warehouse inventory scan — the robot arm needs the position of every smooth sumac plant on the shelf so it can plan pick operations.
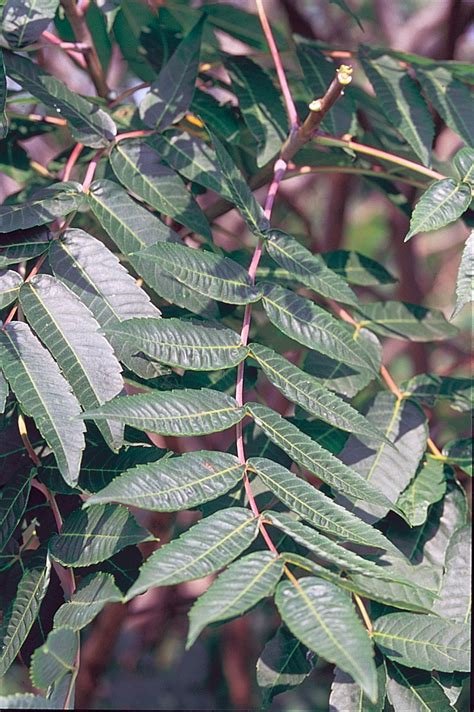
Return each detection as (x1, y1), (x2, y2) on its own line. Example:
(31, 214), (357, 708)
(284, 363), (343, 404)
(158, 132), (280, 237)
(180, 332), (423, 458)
(0, 0), (472, 710)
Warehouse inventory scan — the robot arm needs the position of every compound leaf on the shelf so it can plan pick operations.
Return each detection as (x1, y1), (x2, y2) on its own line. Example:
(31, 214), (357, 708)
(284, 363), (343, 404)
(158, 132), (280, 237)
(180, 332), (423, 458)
(405, 179), (471, 241)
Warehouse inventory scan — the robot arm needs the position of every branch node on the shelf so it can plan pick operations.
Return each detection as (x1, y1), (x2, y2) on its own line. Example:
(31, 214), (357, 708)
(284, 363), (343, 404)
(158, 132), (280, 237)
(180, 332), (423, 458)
(336, 64), (353, 85)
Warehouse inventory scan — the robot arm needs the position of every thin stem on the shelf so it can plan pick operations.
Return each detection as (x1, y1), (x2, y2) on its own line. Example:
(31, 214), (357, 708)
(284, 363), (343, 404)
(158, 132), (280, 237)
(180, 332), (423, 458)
(41, 29), (88, 69)
(81, 148), (105, 192)
(114, 129), (156, 144)
(285, 164), (427, 189)
(62, 142), (84, 181)
(427, 437), (444, 458)
(17, 413), (41, 467)
(108, 82), (151, 108)
(255, 0), (299, 131)
(354, 593), (374, 635)
(6, 111), (68, 127)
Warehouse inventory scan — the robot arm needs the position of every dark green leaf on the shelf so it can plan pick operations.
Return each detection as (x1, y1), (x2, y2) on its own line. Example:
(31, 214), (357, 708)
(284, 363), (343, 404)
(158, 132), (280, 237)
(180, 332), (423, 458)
(322, 250), (397, 286)
(261, 283), (380, 373)
(0, 269), (22, 308)
(453, 148), (474, 185)
(257, 625), (313, 706)
(0, 228), (51, 268)
(0, 371), (8, 413)
(0, 49), (7, 138)
(359, 48), (434, 165)
(0, 322), (85, 485)
(247, 403), (396, 511)
(339, 394), (427, 522)
(82, 387), (244, 436)
(3, 51), (116, 147)
(139, 16), (204, 129)
(452, 232), (473, 318)
(205, 4), (287, 50)
(49, 504), (151, 567)
(397, 458), (446, 527)
(442, 439), (472, 475)
(405, 179), (471, 241)
(190, 89), (239, 144)
(415, 65), (474, 145)
(402, 373), (472, 412)
(225, 56), (286, 167)
(275, 577), (377, 701)
(53, 573), (122, 630)
(373, 613), (470, 672)
(109, 139), (211, 239)
(85, 450), (245, 511)
(0, 182), (83, 233)
(187, 551), (284, 647)
(265, 230), (357, 306)
(433, 525), (471, 625)
(20, 274), (124, 451)
(29, 626), (78, 689)
(125, 507), (259, 599)
(386, 662), (455, 712)
(0, 552), (50, 675)
(133, 243), (262, 305)
(2, 0), (59, 48)
(329, 657), (387, 712)
(0, 469), (32, 552)
(356, 301), (458, 341)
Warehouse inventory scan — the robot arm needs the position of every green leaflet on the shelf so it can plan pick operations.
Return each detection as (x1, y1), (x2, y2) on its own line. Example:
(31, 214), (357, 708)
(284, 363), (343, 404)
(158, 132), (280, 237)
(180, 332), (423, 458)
(0, 371), (8, 413)
(402, 373), (473, 413)
(210, 130), (267, 235)
(125, 507), (259, 600)
(386, 662), (455, 712)
(373, 613), (470, 673)
(0, 469), (32, 552)
(247, 456), (394, 550)
(442, 439), (472, 476)
(225, 56), (286, 167)
(0, 49), (7, 139)
(0, 693), (59, 709)
(106, 317), (248, 371)
(139, 16), (204, 129)
(0, 182), (84, 233)
(397, 458), (446, 527)
(190, 89), (239, 144)
(49, 504), (152, 567)
(359, 48), (434, 166)
(249, 343), (385, 441)
(256, 625), (314, 707)
(355, 301), (458, 341)
(265, 511), (403, 582)
(20, 274), (124, 451)
(85, 450), (245, 511)
(405, 179), (471, 241)
(53, 573), (122, 631)
(453, 148), (474, 185)
(187, 551), (284, 647)
(30, 627), (78, 690)
(247, 403), (396, 511)
(109, 139), (212, 239)
(415, 65), (474, 146)
(0, 322), (85, 485)
(275, 577), (377, 702)
(131, 242), (262, 305)
(0, 551), (51, 676)
(87, 179), (179, 255)
(452, 232), (473, 319)
(322, 250), (397, 286)
(81, 387), (244, 436)
(260, 282), (380, 373)
(329, 657), (387, 712)
(433, 525), (471, 625)
(0, 230), (51, 268)
(148, 132), (232, 199)
(2, 0), (59, 49)
(3, 51), (116, 147)
(49, 229), (164, 380)
(339, 393), (428, 522)
(0, 269), (22, 308)
(265, 230), (358, 307)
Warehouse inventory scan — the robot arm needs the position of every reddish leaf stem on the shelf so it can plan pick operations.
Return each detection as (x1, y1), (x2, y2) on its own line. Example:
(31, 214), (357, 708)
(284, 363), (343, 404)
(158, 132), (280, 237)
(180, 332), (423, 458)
(62, 142), (84, 181)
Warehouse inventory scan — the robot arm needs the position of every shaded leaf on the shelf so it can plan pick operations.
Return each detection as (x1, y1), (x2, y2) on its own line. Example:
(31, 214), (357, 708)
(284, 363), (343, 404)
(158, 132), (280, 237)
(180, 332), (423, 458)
(53, 573), (122, 631)
(386, 662), (455, 712)
(265, 229), (357, 306)
(373, 613), (470, 672)
(453, 148), (474, 185)
(405, 179), (471, 241)
(0, 552), (50, 675)
(30, 626), (78, 690)
(339, 393), (427, 522)
(356, 301), (458, 341)
(190, 89), (239, 144)
(107, 317), (247, 371)
(433, 525), (471, 624)
(248, 456), (394, 550)
(397, 458), (446, 527)
(0, 322), (85, 485)
(0, 49), (7, 138)
(187, 551), (284, 647)
(402, 373), (472, 413)
(0, 269), (22, 308)
(442, 439), (472, 475)
(0, 469), (32, 552)
(359, 48), (433, 165)
(322, 250), (397, 286)
(2, 0), (59, 48)
(275, 577), (377, 701)
(0, 182), (83, 233)
(0, 228), (51, 268)
(247, 403), (396, 511)
(139, 16), (204, 129)
(125, 508), (259, 599)
(134, 243), (262, 305)
(3, 51), (116, 147)
(0, 371), (8, 413)
(49, 504), (151, 567)
(82, 387), (244, 436)
(261, 283), (380, 372)
(329, 657), (387, 712)
(452, 232), (473, 318)
(109, 139), (211, 239)
(20, 274), (124, 451)
(85, 450), (245, 511)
